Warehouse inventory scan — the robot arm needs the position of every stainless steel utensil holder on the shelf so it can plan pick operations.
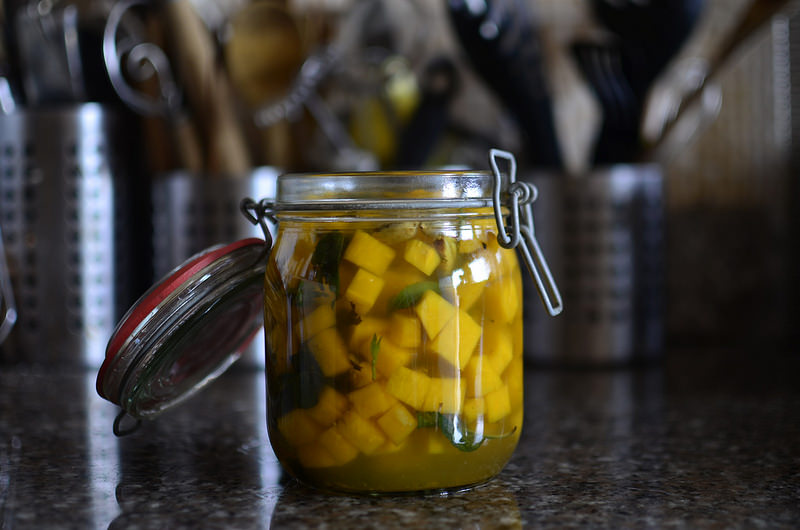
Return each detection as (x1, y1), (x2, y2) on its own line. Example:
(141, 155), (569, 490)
(0, 104), (146, 367)
(523, 165), (664, 366)
(151, 168), (279, 368)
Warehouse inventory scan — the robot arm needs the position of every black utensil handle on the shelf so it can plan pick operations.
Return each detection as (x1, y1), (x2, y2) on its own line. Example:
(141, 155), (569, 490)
(447, 0), (562, 169)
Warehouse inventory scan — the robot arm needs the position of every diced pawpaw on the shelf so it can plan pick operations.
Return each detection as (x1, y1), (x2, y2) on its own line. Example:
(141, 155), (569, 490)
(372, 439), (407, 455)
(388, 312), (421, 348)
(404, 239), (441, 275)
(376, 403), (417, 445)
(484, 385), (511, 423)
(414, 290), (456, 340)
(318, 426), (359, 465)
(456, 280), (487, 312)
(463, 355), (504, 398)
(458, 238), (483, 254)
(463, 397), (485, 425)
(504, 356), (524, 409)
(297, 443), (337, 468)
(347, 316), (387, 350)
(306, 327), (352, 377)
(277, 409), (322, 446)
(427, 432), (448, 455)
(484, 276), (518, 323)
(344, 267), (385, 314)
(296, 303), (336, 340)
(338, 410), (386, 455)
(348, 360), (374, 389)
(306, 386), (349, 427)
(343, 230), (396, 275)
(348, 382), (397, 418)
(483, 322), (514, 374)
(385, 366), (431, 410)
(372, 339), (414, 378)
(428, 309), (482, 370)
(421, 377), (466, 414)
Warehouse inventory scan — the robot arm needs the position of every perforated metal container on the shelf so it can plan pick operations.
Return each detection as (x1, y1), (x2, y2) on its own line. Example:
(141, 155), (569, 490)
(523, 165), (664, 366)
(0, 104), (147, 367)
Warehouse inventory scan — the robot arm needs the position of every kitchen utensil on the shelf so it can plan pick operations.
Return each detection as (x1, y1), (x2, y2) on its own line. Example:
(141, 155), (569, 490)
(395, 56), (459, 169)
(0, 103), (148, 367)
(447, 0), (563, 169)
(163, 0), (251, 175)
(14, 1), (85, 104)
(104, 0), (203, 172)
(0, 222), (16, 345)
(642, 0), (793, 157)
(573, 0), (705, 164)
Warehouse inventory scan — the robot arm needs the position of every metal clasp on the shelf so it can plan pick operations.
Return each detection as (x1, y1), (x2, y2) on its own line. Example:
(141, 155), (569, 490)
(490, 149), (563, 316)
(240, 198), (275, 249)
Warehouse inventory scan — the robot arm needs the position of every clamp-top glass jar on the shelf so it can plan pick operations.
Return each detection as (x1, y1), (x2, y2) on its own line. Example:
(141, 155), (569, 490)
(96, 150), (560, 495)
(246, 150), (562, 493)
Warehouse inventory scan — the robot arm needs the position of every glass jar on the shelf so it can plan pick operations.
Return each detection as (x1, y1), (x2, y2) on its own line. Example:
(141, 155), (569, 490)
(253, 151), (561, 493)
(96, 149), (561, 494)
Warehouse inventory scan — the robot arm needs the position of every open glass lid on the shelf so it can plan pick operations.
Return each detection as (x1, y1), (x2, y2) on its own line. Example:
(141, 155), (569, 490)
(96, 238), (268, 429)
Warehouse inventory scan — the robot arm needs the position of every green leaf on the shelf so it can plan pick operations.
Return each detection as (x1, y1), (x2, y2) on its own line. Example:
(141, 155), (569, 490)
(370, 334), (382, 380)
(417, 411), (439, 429)
(388, 281), (440, 311)
(438, 413), (485, 452)
(310, 232), (345, 296)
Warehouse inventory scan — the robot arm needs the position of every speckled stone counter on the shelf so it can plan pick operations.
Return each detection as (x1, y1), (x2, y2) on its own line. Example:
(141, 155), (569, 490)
(1, 350), (798, 528)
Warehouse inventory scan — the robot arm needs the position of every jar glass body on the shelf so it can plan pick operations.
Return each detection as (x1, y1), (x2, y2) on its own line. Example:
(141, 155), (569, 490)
(263, 200), (524, 493)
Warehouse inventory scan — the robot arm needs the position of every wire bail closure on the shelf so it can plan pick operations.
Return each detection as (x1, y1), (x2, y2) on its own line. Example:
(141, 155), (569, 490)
(240, 198), (275, 249)
(490, 149), (563, 316)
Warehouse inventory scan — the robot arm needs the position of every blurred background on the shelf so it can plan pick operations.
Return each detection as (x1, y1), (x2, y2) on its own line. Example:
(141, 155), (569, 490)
(0, 0), (797, 368)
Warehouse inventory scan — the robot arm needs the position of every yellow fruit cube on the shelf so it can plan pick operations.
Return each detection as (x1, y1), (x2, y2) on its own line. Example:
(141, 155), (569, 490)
(372, 340), (414, 378)
(296, 303), (336, 340)
(348, 360), (374, 389)
(483, 323), (514, 374)
(297, 443), (337, 468)
(428, 309), (482, 370)
(404, 239), (441, 275)
(385, 366), (431, 410)
(348, 382), (397, 418)
(307, 327), (352, 377)
(504, 357), (524, 409)
(306, 386), (349, 427)
(421, 377), (466, 414)
(344, 268), (385, 314)
(458, 238), (484, 254)
(344, 230), (396, 275)
(414, 290), (456, 340)
(347, 317), (387, 350)
(376, 403), (417, 444)
(463, 397), (485, 424)
(372, 439), (407, 455)
(485, 276), (518, 323)
(427, 432), (448, 454)
(338, 410), (387, 455)
(318, 426), (359, 465)
(379, 262), (427, 301)
(388, 312), (421, 348)
(456, 280), (487, 311)
(463, 355), (504, 398)
(484, 385), (511, 423)
(277, 409), (322, 446)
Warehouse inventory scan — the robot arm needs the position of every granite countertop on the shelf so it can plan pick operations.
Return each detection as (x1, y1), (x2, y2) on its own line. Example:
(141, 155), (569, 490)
(1, 350), (798, 528)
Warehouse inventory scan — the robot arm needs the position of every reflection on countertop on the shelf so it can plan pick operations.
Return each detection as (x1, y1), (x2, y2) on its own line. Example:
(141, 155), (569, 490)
(1, 350), (798, 528)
